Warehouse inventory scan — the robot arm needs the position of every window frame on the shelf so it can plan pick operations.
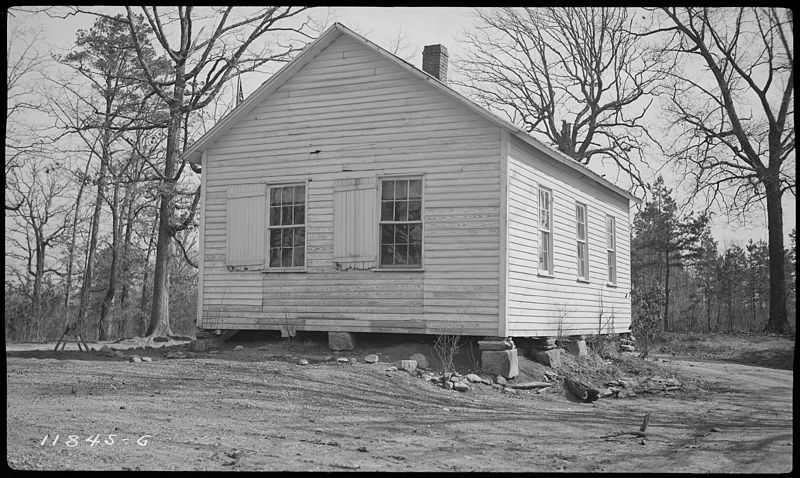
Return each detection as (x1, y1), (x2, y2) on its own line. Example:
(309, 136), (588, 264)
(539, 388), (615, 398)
(266, 182), (308, 272)
(377, 176), (424, 270)
(606, 214), (617, 285)
(538, 185), (554, 276)
(576, 202), (589, 282)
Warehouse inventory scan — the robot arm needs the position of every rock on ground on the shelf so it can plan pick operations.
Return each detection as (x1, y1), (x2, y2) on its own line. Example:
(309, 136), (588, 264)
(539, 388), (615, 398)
(409, 353), (429, 369)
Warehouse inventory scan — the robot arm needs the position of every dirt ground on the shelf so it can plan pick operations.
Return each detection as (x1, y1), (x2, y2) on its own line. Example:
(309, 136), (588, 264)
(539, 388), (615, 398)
(6, 332), (794, 472)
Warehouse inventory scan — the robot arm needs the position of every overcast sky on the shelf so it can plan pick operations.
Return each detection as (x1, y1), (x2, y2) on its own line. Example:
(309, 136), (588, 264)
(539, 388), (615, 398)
(8, 6), (796, 246)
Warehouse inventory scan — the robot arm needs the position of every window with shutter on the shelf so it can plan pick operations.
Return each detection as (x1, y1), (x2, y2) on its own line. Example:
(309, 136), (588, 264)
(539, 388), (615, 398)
(226, 184), (266, 269)
(333, 178), (378, 269)
(268, 183), (306, 270)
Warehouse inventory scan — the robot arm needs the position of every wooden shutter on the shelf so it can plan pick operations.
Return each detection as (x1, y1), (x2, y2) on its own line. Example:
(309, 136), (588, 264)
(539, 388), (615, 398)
(333, 178), (377, 268)
(226, 184), (266, 268)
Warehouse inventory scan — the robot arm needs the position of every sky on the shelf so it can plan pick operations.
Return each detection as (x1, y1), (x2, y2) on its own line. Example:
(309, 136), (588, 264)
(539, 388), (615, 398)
(7, 6), (796, 247)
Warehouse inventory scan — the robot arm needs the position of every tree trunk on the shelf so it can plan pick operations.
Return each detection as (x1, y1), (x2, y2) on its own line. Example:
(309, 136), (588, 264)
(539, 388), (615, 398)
(146, 83), (184, 337)
(99, 179), (122, 340)
(663, 252), (671, 332)
(140, 212), (159, 336)
(764, 181), (788, 333)
(64, 157), (92, 316)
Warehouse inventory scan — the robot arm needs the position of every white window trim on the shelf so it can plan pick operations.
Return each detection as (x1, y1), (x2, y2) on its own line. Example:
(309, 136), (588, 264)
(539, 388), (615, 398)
(606, 214), (617, 286)
(266, 181), (308, 272)
(538, 185), (554, 277)
(576, 202), (589, 282)
(377, 175), (424, 270)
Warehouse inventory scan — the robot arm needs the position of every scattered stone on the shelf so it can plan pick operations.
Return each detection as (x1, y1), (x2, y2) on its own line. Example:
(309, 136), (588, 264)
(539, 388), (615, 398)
(337, 357), (350, 364)
(530, 348), (563, 368)
(385, 366), (398, 372)
(298, 359), (309, 366)
(113, 350), (125, 357)
(620, 344), (636, 352)
(449, 374), (461, 383)
(444, 381), (454, 390)
(349, 358), (357, 365)
(665, 378), (681, 387)
(443, 372), (453, 382)
(328, 332), (356, 351)
(502, 387), (517, 395)
(491, 383), (503, 390)
(544, 371), (559, 381)
(398, 360), (417, 373)
(711, 427), (721, 433)
(129, 356), (142, 363)
(409, 353), (429, 369)
(141, 357), (152, 362)
(99, 345), (110, 352)
(495, 375), (507, 386)
(564, 339), (588, 358)
(465, 374), (483, 383)
(209, 350), (219, 355)
(364, 354), (379, 364)
(357, 446), (367, 452)
(233, 345), (244, 351)
(481, 349), (519, 379)
(453, 382), (470, 392)
(506, 381), (551, 390)
(619, 379), (638, 389)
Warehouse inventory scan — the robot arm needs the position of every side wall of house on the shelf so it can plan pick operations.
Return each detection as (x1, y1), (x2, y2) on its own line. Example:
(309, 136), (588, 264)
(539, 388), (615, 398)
(200, 33), (503, 336)
(505, 136), (632, 337)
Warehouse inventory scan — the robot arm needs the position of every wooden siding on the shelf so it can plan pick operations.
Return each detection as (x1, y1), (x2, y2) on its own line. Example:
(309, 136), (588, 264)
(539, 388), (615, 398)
(504, 136), (632, 337)
(199, 34), (502, 336)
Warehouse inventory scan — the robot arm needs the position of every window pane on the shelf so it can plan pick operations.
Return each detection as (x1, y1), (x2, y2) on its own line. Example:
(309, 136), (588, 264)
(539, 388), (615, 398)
(381, 180), (394, 200)
(408, 180), (421, 199)
(293, 246), (305, 267)
(294, 205), (305, 225)
(395, 223), (409, 244)
(295, 227), (305, 248)
(270, 230), (281, 248)
(394, 244), (408, 265)
(269, 206), (280, 226)
(408, 200), (421, 221)
(270, 187), (281, 206)
(381, 244), (394, 265)
(269, 248), (281, 267)
(381, 224), (394, 245)
(394, 200), (407, 222)
(395, 180), (407, 200)
(282, 228), (293, 247)
(293, 185), (305, 204)
(381, 201), (393, 221)
(408, 244), (421, 265)
(577, 222), (586, 240)
(282, 205), (293, 225)
(282, 248), (293, 267)
(409, 223), (422, 243)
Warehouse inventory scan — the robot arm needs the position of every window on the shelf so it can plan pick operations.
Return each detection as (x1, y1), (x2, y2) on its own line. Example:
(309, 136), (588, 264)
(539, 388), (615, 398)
(538, 186), (553, 275)
(268, 184), (306, 269)
(576, 203), (589, 280)
(379, 178), (422, 268)
(606, 214), (616, 284)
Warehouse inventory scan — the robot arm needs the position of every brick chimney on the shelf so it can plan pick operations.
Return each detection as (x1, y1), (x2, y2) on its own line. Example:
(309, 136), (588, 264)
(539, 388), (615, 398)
(422, 44), (448, 83)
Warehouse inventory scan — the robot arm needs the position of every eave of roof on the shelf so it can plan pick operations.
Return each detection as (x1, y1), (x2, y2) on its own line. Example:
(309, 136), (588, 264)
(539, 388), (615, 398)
(183, 22), (640, 204)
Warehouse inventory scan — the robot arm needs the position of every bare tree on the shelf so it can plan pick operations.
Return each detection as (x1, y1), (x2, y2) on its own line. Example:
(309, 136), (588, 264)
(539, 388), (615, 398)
(109, 6), (312, 337)
(6, 18), (48, 211)
(455, 7), (669, 191)
(6, 160), (75, 336)
(653, 7), (794, 333)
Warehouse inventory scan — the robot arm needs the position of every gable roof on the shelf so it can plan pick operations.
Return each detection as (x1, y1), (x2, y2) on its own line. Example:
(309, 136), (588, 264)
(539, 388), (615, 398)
(183, 23), (640, 204)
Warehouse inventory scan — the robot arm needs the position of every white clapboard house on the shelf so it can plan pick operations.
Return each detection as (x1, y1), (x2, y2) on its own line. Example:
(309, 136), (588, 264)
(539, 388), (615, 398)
(183, 23), (639, 339)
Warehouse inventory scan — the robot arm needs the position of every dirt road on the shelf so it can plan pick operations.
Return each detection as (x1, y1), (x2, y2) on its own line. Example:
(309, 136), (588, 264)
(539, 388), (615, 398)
(6, 347), (793, 472)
